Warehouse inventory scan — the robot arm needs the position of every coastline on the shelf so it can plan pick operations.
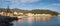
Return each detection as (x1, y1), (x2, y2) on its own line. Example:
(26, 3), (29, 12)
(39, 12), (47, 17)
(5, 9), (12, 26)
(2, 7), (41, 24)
(0, 16), (18, 26)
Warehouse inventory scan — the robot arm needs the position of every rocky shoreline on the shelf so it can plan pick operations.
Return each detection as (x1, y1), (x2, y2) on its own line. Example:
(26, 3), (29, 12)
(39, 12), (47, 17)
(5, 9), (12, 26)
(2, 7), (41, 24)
(0, 16), (18, 26)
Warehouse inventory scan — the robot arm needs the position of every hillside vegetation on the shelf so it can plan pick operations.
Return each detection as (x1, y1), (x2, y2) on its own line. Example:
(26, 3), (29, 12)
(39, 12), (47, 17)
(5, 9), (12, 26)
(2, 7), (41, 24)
(0, 8), (58, 16)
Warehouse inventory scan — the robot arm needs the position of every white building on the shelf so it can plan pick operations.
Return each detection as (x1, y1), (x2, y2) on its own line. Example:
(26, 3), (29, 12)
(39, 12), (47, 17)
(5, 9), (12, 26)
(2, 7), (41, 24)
(25, 13), (52, 17)
(0, 12), (5, 16)
(58, 14), (60, 16)
(14, 11), (18, 14)
(25, 13), (34, 16)
(13, 11), (23, 15)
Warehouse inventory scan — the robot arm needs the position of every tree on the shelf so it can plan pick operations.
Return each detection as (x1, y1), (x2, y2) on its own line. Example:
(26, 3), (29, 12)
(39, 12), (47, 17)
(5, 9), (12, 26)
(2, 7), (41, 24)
(5, 6), (12, 13)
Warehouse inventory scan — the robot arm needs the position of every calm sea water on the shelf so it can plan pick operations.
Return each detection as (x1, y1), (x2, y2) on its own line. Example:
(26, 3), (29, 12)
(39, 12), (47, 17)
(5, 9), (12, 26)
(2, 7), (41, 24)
(12, 16), (60, 26)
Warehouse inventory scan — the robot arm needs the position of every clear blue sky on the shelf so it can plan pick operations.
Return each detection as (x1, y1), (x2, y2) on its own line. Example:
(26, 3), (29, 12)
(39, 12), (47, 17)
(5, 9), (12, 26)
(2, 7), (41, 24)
(0, 0), (60, 13)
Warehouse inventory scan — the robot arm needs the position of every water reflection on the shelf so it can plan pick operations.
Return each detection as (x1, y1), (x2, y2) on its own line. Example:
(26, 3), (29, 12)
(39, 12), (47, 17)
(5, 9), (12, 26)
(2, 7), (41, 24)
(34, 16), (51, 22)
(17, 19), (23, 23)
(12, 16), (54, 26)
(57, 16), (60, 23)
(0, 22), (13, 26)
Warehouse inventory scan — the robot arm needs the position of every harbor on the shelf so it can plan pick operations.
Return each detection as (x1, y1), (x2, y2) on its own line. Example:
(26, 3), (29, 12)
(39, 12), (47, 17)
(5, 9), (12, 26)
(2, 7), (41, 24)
(0, 0), (60, 26)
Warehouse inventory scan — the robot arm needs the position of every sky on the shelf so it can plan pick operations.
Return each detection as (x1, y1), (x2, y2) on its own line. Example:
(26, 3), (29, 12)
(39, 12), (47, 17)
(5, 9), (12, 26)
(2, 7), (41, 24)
(0, 0), (60, 13)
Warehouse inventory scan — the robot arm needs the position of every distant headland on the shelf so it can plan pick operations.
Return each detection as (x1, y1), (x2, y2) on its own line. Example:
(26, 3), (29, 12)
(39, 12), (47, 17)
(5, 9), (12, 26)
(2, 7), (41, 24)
(0, 6), (59, 16)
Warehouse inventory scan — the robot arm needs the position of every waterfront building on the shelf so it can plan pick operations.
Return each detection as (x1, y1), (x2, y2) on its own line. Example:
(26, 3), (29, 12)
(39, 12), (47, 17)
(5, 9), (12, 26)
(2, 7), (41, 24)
(25, 13), (34, 16)
(58, 14), (60, 16)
